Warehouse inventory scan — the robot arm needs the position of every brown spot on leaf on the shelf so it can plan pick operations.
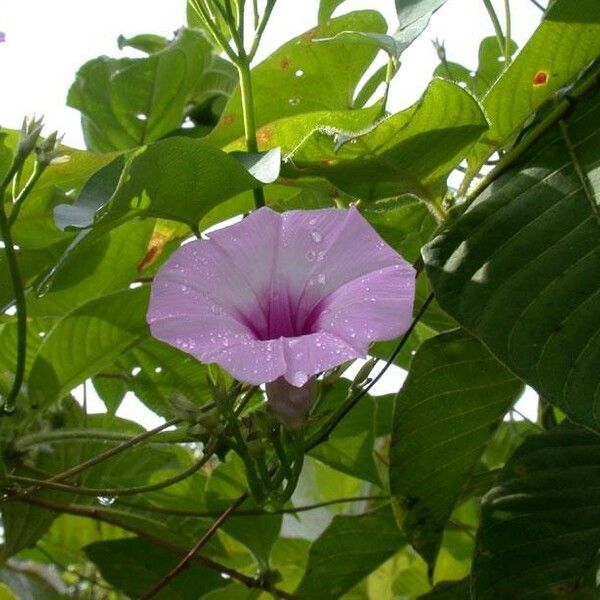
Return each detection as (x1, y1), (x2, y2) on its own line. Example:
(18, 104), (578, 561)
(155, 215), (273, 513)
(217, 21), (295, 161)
(533, 70), (549, 87)
(137, 232), (168, 272)
(257, 127), (272, 145)
(280, 56), (290, 69)
(222, 113), (235, 126)
(301, 28), (317, 42)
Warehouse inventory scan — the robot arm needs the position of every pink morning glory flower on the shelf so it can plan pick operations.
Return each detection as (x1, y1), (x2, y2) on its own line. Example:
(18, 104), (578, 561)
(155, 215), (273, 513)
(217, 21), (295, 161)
(0, 32), (5, 43)
(147, 207), (415, 427)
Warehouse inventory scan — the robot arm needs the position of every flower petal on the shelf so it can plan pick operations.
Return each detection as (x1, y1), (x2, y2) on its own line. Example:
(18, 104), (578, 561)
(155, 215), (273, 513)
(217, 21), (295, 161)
(315, 263), (415, 351)
(209, 337), (286, 385)
(282, 331), (361, 387)
(276, 207), (410, 333)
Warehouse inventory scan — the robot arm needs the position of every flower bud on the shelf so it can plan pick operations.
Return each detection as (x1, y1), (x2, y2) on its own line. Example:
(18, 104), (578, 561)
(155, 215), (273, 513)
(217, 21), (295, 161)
(17, 116), (44, 159)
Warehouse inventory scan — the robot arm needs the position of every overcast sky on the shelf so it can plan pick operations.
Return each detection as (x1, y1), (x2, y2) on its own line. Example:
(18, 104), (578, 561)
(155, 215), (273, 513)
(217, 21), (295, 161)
(0, 0), (544, 424)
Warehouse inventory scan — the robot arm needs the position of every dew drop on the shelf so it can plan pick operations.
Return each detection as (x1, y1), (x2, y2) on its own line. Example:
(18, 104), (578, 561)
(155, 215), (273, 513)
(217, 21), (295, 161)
(131, 367), (141, 376)
(154, 367), (162, 374)
(97, 496), (116, 506)
(317, 251), (326, 262)
(308, 217), (317, 226)
(317, 273), (326, 285)
(288, 97), (301, 106)
(135, 113), (147, 121)
(295, 69), (304, 77)
(311, 230), (323, 243)
(306, 250), (316, 261)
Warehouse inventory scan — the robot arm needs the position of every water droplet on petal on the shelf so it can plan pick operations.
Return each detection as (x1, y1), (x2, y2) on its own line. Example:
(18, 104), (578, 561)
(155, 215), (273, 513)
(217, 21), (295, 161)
(293, 371), (307, 385)
(308, 217), (317, 226)
(317, 273), (326, 285)
(306, 250), (316, 261)
(317, 251), (326, 261)
(311, 230), (323, 243)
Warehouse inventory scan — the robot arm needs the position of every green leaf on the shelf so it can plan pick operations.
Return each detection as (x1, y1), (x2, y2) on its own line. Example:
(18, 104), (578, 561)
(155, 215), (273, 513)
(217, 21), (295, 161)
(119, 338), (213, 418)
(117, 32), (168, 54)
(308, 380), (381, 485)
(390, 329), (523, 570)
(470, 0), (600, 166)
(27, 287), (150, 408)
(423, 78), (600, 432)
(296, 505), (405, 599)
(206, 11), (387, 147)
(395, 0), (448, 27)
(434, 37), (518, 98)
(318, 0), (350, 23)
(29, 219), (155, 317)
(205, 454), (282, 567)
(472, 423), (600, 598)
(317, 0), (449, 61)
(68, 29), (214, 151)
(280, 79), (488, 202)
(85, 537), (226, 599)
(418, 578), (470, 599)
(56, 138), (280, 233)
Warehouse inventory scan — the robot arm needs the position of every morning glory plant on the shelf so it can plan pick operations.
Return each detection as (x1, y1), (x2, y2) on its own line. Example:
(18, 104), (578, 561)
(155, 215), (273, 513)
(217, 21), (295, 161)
(147, 206), (416, 428)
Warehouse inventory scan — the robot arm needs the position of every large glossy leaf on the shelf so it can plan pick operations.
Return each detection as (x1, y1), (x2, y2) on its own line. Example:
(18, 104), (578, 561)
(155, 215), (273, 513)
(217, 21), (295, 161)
(28, 219), (155, 317)
(296, 504), (405, 599)
(55, 138), (280, 232)
(279, 79), (488, 202)
(27, 287), (150, 408)
(68, 29), (214, 151)
(470, 0), (600, 166)
(206, 11), (387, 147)
(85, 537), (227, 599)
(472, 423), (600, 598)
(390, 330), (522, 570)
(423, 79), (600, 432)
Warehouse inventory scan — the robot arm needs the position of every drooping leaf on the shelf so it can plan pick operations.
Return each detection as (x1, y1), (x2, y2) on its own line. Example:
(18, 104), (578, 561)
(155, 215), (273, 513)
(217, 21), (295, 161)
(206, 11), (387, 147)
(27, 287), (150, 408)
(68, 28), (214, 151)
(296, 504), (405, 600)
(85, 537), (227, 599)
(318, 0), (350, 23)
(390, 329), (523, 570)
(472, 423), (600, 598)
(279, 79), (488, 202)
(423, 76), (600, 433)
(55, 138), (280, 233)
(469, 0), (600, 167)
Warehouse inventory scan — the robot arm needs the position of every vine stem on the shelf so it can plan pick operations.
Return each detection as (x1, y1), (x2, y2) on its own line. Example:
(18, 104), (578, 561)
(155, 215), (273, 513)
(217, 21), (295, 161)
(14, 427), (196, 450)
(236, 56), (266, 209)
(116, 494), (390, 518)
(0, 159), (27, 415)
(482, 0), (507, 56)
(12, 418), (181, 496)
(306, 291), (435, 451)
(139, 493), (248, 600)
(503, 0), (512, 64)
(12, 495), (299, 600)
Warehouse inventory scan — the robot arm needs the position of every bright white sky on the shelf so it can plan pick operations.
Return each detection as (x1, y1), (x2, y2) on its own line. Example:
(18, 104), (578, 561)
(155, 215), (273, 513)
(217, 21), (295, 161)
(0, 0), (543, 424)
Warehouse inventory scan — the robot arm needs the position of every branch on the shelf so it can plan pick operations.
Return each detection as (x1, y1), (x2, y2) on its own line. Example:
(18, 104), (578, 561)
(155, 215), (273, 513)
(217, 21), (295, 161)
(13, 495), (299, 599)
(139, 494), (248, 600)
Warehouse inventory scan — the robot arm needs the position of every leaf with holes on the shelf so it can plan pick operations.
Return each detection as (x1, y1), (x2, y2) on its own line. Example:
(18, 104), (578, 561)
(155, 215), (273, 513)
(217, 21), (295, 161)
(472, 423), (600, 598)
(68, 28), (214, 151)
(206, 11), (387, 147)
(469, 0), (600, 167)
(389, 329), (522, 571)
(424, 76), (600, 432)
